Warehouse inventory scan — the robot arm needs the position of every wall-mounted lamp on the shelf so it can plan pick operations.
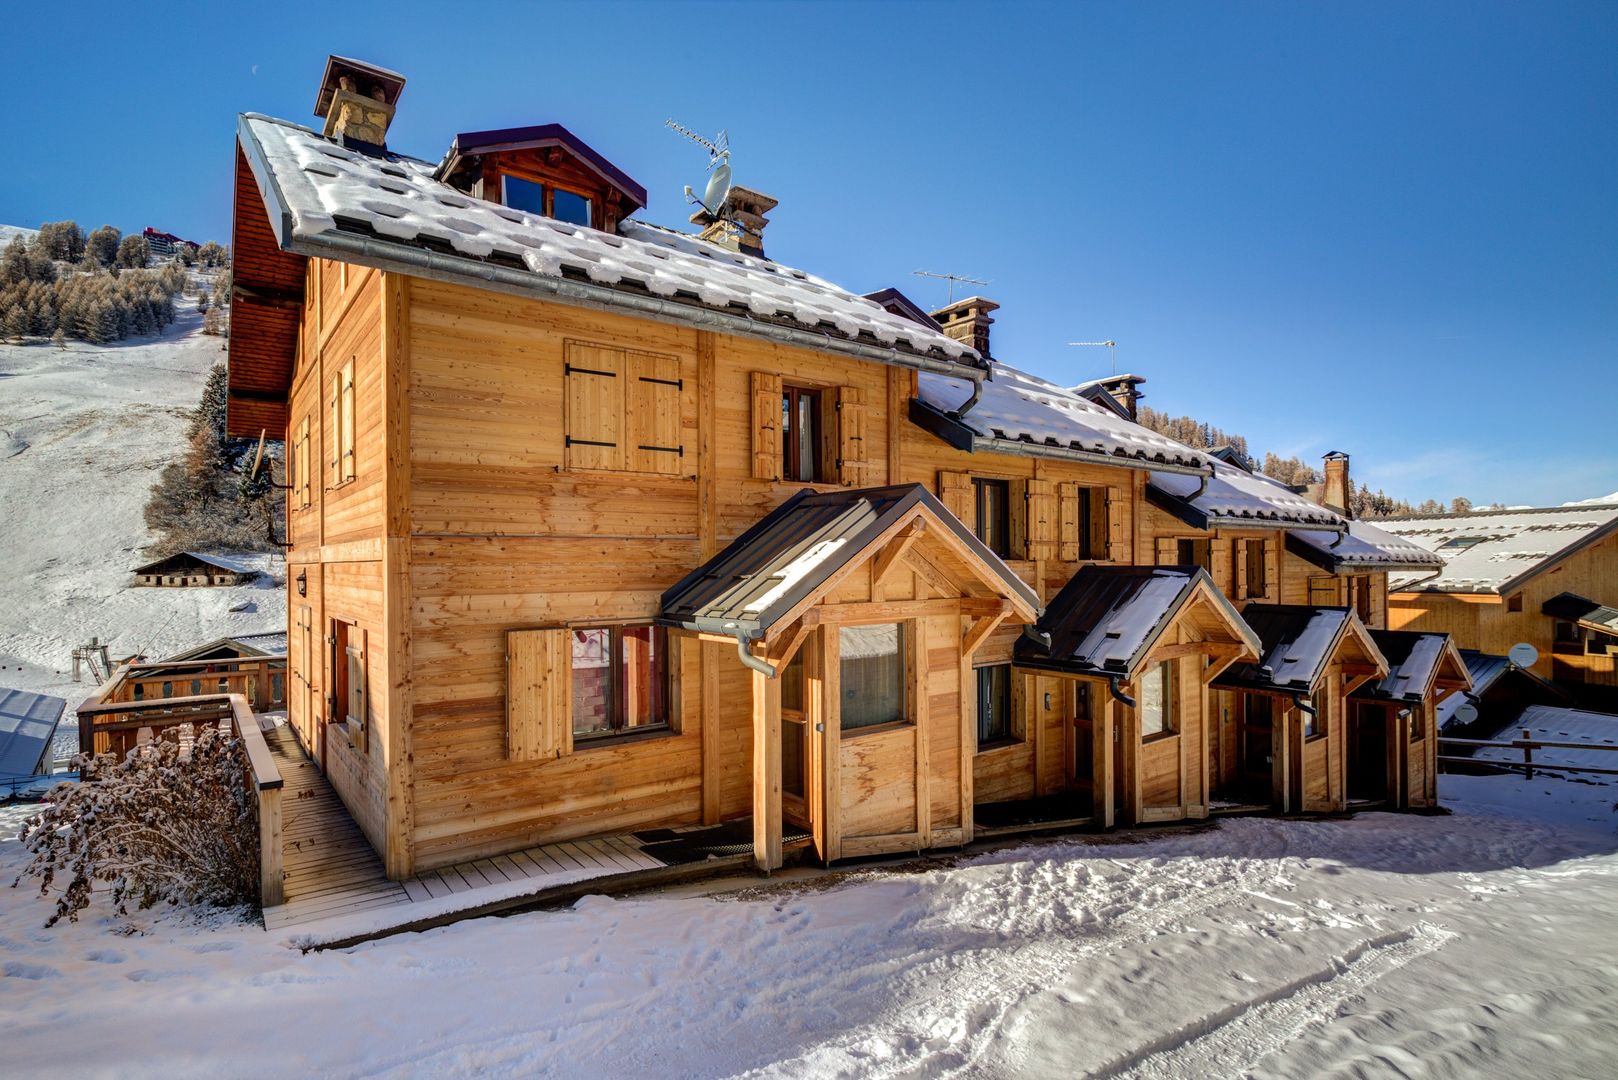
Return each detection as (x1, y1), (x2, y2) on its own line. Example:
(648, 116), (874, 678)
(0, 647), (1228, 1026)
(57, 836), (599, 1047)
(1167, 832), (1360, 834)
(296, 570), (307, 597)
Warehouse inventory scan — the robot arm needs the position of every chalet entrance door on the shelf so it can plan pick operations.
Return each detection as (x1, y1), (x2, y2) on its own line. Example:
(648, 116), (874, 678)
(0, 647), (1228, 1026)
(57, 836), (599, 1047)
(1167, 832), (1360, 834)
(1347, 702), (1390, 802)
(1235, 693), (1275, 806)
(1068, 680), (1095, 805)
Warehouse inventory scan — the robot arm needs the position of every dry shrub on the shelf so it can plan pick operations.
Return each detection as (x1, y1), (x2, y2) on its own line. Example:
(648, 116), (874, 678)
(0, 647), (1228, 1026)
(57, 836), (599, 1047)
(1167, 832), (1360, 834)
(14, 726), (260, 926)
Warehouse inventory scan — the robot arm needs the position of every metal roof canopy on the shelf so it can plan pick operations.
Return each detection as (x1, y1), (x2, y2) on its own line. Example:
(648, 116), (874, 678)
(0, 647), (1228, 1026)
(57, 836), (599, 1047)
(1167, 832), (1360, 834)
(658, 483), (1040, 641)
(1353, 629), (1471, 704)
(0, 687), (67, 780)
(1214, 604), (1387, 696)
(1014, 565), (1259, 681)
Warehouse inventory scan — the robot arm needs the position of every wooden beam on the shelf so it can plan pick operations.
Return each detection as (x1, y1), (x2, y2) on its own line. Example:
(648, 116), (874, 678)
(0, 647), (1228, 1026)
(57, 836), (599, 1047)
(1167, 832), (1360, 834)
(871, 521), (926, 591)
(1095, 694), (1115, 828)
(809, 596), (1007, 625)
(765, 619), (812, 667)
(752, 665), (783, 872)
(1200, 651), (1245, 686)
(962, 601), (1012, 658)
(701, 640), (721, 825)
(902, 546), (961, 600)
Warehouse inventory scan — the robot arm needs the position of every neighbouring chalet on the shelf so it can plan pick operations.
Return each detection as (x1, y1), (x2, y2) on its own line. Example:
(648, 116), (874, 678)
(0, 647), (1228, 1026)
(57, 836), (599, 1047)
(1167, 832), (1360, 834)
(1436, 649), (1572, 735)
(222, 56), (1472, 887)
(1380, 503), (1618, 705)
(131, 551), (256, 587)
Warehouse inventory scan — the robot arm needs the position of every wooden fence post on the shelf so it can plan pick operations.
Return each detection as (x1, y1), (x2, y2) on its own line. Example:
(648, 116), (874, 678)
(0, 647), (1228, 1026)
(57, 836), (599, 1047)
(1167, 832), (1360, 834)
(1522, 728), (1533, 780)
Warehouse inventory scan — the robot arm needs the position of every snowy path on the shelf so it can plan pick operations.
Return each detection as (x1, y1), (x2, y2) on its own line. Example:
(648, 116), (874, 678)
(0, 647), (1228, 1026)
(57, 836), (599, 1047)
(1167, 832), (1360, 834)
(1, 773), (1616, 1078)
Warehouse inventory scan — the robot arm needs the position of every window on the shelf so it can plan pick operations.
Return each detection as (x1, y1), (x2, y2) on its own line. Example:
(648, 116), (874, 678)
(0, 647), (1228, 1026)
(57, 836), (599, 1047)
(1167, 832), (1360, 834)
(1304, 694), (1326, 739)
(781, 650), (806, 798)
(1244, 539), (1268, 598)
(503, 175), (547, 215)
(329, 359), (355, 485)
(1588, 632), (1615, 657)
(781, 384), (823, 482)
(1075, 486), (1108, 560)
(1506, 593), (1523, 613)
(976, 663), (1014, 748)
(331, 619), (367, 750)
(1554, 619), (1583, 645)
(1354, 575), (1374, 621)
(840, 623), (906, 732)
(1177, 538), (1212, 570)
(571, 625), (670, 741)
(1409, 707), (1425, 741)
(1138, 660), (1176, 738)
(553, 188), (593, 227)
(974, 478), (1012, 558)
(1436, 535), (1489, 554)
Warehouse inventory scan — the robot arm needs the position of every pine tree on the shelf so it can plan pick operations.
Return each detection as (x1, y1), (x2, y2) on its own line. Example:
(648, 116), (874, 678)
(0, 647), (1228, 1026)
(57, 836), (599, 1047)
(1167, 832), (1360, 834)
(85, 224), (121, 267)
(115, 233), (150, 269)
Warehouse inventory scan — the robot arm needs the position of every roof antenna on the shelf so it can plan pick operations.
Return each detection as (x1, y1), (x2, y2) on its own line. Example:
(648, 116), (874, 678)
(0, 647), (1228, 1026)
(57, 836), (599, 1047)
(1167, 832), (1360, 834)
(1068, 340), (1118, 375)
(665, 119), (732, 217)
(913, 269), (989, 306)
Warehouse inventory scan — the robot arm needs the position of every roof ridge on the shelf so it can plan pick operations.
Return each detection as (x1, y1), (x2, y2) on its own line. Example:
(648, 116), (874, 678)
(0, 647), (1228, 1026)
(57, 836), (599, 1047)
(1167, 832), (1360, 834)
(1384, 502), (1618, 524)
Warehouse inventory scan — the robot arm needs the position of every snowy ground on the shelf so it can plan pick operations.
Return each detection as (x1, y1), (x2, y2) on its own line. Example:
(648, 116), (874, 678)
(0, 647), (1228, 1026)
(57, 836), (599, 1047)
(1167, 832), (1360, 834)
(1, 771), (1614, 1079)
(0, 298), (285, 759)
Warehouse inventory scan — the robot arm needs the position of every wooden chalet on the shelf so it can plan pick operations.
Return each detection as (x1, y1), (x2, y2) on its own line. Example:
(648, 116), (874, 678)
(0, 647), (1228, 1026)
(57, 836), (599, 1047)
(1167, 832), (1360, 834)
(1379, 503), (1618, 706)
(1349, 629), (1471, 808)
(131, 551), (255, 587)
(224, 56), (1470, 895)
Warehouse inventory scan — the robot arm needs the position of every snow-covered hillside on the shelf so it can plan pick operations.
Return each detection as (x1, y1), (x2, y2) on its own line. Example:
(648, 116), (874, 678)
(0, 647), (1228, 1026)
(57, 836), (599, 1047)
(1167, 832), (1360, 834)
(0, 299), (284, 755)
(0, 223), (40, 247)
(0, 771), (1614, 1077)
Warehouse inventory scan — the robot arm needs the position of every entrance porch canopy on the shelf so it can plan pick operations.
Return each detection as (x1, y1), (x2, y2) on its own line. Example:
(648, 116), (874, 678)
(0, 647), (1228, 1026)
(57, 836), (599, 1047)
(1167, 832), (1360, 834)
(1214, 605), (1389, 698)
(1352, 629), (1471, 705)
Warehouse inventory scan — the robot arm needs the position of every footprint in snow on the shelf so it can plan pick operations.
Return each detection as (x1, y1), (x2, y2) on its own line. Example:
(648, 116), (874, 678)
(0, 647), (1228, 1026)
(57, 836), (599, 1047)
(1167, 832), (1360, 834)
(3, 961), (58, 980)
(85, 949), (125, 964)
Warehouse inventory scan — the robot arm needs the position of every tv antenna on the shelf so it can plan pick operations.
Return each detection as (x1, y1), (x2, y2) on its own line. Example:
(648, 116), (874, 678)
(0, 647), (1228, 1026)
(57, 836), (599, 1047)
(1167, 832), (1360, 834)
(913, 269), (989, 305)
(665, 119), (732, 217)
(1068, 340), (1118, 375)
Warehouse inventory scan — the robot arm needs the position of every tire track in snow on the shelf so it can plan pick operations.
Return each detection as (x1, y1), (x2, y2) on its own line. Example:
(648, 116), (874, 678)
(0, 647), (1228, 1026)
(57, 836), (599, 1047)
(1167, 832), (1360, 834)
(1096, 922), (1456, 1080)
(740, 857), (1295, 1080)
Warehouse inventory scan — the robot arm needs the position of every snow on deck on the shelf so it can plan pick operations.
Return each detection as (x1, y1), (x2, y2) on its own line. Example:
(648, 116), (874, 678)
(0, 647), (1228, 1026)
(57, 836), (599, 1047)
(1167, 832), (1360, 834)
(3, 772), (1616, 1077)
(1476, 704), (1618, 771)
(240, 115), (974, 365)
(1380, 503), (1618, 593)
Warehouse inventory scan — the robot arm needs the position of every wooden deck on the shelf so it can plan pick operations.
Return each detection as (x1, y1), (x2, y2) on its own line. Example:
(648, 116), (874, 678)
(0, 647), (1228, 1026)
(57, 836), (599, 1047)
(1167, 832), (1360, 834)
(260, 722), (690, 934)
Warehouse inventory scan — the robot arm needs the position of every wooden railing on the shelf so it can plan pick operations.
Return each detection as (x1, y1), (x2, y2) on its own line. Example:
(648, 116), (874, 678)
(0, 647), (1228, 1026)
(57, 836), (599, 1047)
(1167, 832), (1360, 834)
(76, 659), (287, 907)
(1438, 732), (1618, 780)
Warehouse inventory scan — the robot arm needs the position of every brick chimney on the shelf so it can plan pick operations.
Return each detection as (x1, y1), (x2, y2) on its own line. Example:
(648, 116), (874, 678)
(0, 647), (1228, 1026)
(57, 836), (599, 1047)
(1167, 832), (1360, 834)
(690, 185), (777, 258)
(314, 55), (406, 152)
(1322, 450), (1351, 517)
(930, 297), (999, 359)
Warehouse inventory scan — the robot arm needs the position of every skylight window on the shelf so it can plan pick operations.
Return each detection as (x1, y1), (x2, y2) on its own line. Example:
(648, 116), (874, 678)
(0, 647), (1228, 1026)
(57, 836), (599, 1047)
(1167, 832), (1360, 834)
(1436, 536), (1489, 553)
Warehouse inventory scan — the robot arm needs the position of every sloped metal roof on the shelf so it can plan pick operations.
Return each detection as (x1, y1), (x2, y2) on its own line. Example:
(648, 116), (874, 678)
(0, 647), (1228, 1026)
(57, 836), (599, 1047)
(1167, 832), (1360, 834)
(1353, 629), (1468, 704)
(1148, 459), (1347, 531)
(0, 687), (67, 780)
(1381, 504), (1618, 594)
(1288, 519), (1446, 573)
(658, 484), (1038, 640)
(1214, 604), (1384, 694)
(1542, 592), (1618, 636)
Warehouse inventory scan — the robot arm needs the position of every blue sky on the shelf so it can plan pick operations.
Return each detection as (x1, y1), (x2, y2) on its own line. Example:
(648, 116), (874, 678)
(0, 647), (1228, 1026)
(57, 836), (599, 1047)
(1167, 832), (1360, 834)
(2, 1), (1613, 505)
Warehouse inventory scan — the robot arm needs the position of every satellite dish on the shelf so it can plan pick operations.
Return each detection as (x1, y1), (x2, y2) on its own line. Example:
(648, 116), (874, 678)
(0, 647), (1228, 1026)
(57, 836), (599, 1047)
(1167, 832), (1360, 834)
(1507, 642), (1539, 669)
(1452, 702), (1480, 726)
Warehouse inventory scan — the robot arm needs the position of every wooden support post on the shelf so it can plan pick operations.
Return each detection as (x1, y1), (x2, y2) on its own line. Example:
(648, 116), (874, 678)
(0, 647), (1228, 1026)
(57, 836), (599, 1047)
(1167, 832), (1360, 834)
(912, 618), (931, 849)
(1095, 692), (1115, 828)
(701, 641), (721, 825)
(822, 627), (842, 862)
(752, 664), (783, 872)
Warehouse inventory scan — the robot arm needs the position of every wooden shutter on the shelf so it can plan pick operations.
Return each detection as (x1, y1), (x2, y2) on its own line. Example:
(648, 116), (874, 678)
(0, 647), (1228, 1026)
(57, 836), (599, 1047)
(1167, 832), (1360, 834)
(565, 343), (626, 470)
(1210, 538), (1232, 595)
(627, 351), (684, 474)
(339, 359), (356, 482)
(835, 385), (869, 487)
(344, 627), (367, 752)
(1025, 477), (1056, 560)
(750, 371), (782, 480)
(1155, 536), (1177, 565)
(1105, 484), (1125, 561)
(328, 374), (341, 485)
(507, 629), (574, 761)
(1009, 478), (1029, 559)
(1234, 539), (1249, 598)
(1263, 540), (1279, 602)
(297, 418), (310, 508)
(1058, 481), (1080, 562)
(938, 470), (972, 523)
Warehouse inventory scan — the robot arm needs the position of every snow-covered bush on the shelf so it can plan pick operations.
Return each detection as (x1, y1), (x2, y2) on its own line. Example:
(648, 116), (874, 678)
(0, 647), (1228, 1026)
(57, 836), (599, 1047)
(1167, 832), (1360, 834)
(14, 726), (260, 926)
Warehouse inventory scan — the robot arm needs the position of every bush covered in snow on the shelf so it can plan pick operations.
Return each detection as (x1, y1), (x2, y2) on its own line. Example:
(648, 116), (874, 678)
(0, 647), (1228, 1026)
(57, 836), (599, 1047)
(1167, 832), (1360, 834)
(14, 726), (261, 926)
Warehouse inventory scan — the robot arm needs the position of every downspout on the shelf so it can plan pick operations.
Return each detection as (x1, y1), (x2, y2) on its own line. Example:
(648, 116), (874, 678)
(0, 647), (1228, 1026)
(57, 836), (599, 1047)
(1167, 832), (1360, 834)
(1107, 674), (1136, 708)
(735, 634), (778, 679)
(950, 368), (987, 420)
(1192, 472), (1209, 500)
(1291, 691), (1316, 718)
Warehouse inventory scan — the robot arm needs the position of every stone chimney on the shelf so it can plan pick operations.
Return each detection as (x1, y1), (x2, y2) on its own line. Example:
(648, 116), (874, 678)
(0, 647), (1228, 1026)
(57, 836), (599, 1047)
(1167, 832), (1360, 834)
(1094, 374), (1146, 421)
(690, 185), (777, 258)
(314, 55), (406, 152)
(930, 297), (999, 359)
(1322, 450), (1351, 517)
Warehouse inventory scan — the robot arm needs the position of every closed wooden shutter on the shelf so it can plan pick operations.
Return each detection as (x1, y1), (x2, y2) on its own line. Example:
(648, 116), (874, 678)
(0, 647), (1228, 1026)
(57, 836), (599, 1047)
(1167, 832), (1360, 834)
(750, 371), (782, 481)
(1155, 536), (1177, 565)
(835, 385), (868, 487)
(627, 351), (684, 474)
(344, 627), (367, 753)
(938, 470), (972, 523)
(1026, 477), (1056, 560)
(1263, 540), (1279, 602)
(1009, 478), (1029, 559)
(1058, 481), (1080, 562)
(565, 343), (626, 471)
(339, 359), (356, 482)
(329, 374), (341, 484)
(1210, 538), (1232, 595)
(1234, 539), (1249, 598)
(1105, 485), (1125, 561)
(507, 629), (574, 761)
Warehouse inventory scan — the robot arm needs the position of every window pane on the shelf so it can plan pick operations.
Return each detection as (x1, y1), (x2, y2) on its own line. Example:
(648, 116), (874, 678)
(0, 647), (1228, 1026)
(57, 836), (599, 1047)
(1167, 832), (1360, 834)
(976, 664), (1011, 745)
(840, 623), (904, 730)
(1139, 661), (1171, 737)
(782, 718), (806, 797)
(975, 478), (1009, 557)
(621, 626), (667, 729)
(796, 394), (817, 481)
(553, 188), (592, 226)
(781, 650), (805, 714)
(505, 175), (546, 215)
(572, 628), (613, 737)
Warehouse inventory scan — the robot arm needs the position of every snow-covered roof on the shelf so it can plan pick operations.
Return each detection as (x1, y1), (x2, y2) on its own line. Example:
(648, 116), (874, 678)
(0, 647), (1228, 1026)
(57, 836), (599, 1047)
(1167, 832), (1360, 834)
(1215, 605), (1386, 694)
(237, 114), (977, 368)
(1475, 705), (1618, 772)
(915, 364), (1208, 472)
(1356, 629), (1469, 704)
(132, 551), (259, 575)
(1379, 504), (1618, 594)
(1148, 459), (1346, 531)
(1288, 519), (1447, 573)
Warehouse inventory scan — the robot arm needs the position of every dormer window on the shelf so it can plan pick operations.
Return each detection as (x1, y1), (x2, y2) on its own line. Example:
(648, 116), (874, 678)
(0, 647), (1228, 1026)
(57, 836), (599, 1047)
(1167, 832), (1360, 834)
(502, 175), (593, 227)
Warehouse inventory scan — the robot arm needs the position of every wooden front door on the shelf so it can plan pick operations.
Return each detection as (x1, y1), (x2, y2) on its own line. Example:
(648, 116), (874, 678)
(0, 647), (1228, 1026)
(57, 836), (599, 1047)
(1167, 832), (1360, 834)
(1068, 680), (1095, 803)
(1236, 693), (1275, 806)
(1347, 702), (1390, 802)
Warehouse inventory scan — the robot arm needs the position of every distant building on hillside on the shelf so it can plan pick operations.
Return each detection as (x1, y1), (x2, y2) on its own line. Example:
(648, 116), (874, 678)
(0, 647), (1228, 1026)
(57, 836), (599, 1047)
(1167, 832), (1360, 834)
(131, 552), (255, 588)
(1378, 504), (1618, 706)
(142, 227), (200, 258)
